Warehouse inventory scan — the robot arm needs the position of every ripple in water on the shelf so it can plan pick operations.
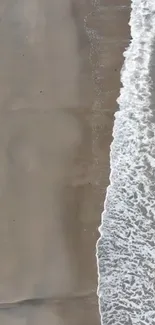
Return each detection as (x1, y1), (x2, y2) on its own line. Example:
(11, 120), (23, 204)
(96, 1), (155, 324)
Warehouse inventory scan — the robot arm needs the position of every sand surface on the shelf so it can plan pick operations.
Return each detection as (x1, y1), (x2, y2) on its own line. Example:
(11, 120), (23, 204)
(0, 0), (130, 323)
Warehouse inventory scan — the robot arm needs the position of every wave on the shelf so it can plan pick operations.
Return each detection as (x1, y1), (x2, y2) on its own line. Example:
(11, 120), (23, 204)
(96, 1), (155, 324)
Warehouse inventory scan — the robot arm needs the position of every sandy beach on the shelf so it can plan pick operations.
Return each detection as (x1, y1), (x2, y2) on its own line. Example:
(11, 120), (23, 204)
(0, 0), (130, 323)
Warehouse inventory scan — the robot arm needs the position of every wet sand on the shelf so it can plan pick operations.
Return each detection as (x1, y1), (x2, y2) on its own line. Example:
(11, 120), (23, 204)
(0, 0), (130, 324)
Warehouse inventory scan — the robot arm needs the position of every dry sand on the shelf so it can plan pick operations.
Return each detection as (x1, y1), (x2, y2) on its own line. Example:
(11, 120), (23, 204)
(0, 0), (130, 323)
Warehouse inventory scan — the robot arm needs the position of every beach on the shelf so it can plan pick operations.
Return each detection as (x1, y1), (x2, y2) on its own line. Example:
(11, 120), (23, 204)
(0, 0), (130, 324)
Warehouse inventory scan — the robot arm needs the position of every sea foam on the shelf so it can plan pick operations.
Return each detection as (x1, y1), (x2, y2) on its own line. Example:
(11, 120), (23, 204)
(96, 1), (155, 324)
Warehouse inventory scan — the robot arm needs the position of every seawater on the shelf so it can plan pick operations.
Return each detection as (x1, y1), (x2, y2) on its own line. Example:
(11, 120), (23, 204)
(96, 1), (155, 324)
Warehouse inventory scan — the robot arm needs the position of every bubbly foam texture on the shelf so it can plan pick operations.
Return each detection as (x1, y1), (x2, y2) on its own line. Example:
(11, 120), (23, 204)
(96, 1), (155, 324)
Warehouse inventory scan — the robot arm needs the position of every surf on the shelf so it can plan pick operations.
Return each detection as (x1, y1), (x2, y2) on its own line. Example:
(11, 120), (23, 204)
(96, 1), (155, 324)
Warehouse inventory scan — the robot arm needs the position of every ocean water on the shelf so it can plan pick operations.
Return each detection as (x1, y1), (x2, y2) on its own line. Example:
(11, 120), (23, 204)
(96, 1), (155, 324)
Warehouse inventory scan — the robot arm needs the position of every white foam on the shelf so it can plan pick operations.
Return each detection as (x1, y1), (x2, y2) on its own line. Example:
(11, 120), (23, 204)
(96, 1), (155, 324)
